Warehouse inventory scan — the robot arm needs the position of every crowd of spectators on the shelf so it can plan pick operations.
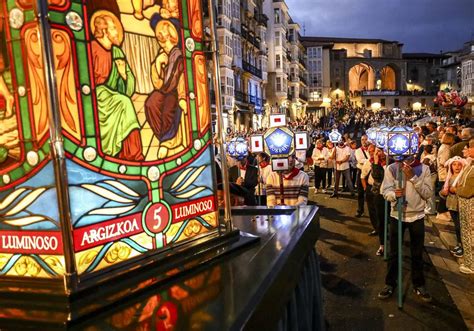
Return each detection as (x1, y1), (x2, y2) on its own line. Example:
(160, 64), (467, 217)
(217, 105), (473, 301)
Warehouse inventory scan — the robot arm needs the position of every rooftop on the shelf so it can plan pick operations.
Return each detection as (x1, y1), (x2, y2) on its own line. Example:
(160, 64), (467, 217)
(403, 52), (449, 59)
(301, 36), (402, 45)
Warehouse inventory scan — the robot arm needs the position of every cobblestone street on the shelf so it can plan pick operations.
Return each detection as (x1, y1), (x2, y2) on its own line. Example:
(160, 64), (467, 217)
(309, 189), (472, 330)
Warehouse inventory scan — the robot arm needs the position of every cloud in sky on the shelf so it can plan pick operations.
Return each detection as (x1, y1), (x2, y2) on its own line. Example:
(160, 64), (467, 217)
(285, 0), (473, 53)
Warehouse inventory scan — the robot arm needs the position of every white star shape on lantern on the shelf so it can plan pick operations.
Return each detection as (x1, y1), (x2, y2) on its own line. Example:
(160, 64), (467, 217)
(329, 130), (342, 143)
(390, 135), (409, 153)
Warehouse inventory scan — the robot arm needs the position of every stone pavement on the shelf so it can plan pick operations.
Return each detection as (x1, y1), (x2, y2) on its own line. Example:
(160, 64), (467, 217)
(308, 188), (471, 330)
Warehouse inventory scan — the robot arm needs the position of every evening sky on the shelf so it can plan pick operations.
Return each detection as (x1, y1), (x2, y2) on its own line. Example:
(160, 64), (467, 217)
(286, 0), (474, 53)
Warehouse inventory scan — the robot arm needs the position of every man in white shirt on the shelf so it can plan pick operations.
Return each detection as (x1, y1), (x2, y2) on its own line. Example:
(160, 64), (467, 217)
(378, 156), (433, 302)
(311, 139), (329, 193)
(354, 135), (370, 216)
(266, 154), (309, 207)
(330, 138), (355, 198)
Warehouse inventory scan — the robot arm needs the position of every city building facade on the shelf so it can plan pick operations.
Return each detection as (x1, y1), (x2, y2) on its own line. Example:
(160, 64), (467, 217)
(440, 51), (462, 91)
(460, 41), (474, 113)
(263, 0), (309, 121)
(403, 53), (447, 94)
(287, 19), (309, 120)
(301, 38), (332, 117)
(213, 5), (472, 130)
(216, 0), (268, 132)
(298, 36), (455, 111)
(263, 0), (290, 118)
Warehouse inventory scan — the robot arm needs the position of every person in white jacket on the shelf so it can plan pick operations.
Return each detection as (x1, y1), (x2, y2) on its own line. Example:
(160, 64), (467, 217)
(266, 154), (309, 207)
(312, 139), (329, 193)
(354, 135), (370, 217)
(378, 156), (433, 302)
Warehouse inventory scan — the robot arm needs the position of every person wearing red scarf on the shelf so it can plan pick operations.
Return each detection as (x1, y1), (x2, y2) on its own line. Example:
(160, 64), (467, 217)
(312, 139), (329, 193)
(362, 146), (388, 255)
(355, 135), (370, 217)
(266, 155), (309, 207)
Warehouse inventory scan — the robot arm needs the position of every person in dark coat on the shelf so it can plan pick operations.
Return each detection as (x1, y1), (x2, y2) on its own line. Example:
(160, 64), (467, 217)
(228, 156), (258, 206)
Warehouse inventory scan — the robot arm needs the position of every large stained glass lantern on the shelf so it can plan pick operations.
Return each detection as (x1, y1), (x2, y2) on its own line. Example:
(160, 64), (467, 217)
(0, 0), (237, 298)
(375, 125), (389, 149)
(328, 129), (342, 143)
(366, 127), (377, 144)
(226, 137), (249, 160)
(386, 126), (419, 160)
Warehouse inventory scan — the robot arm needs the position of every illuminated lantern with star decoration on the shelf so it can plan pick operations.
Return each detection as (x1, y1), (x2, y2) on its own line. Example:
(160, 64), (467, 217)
(375, 125), (389, 150)
(386, 126), (419, 160)
(328, 129), (342, 144)
(250, 114), (307, 172)
(226, 137), (249, 161)
(366, 127), (377, 144)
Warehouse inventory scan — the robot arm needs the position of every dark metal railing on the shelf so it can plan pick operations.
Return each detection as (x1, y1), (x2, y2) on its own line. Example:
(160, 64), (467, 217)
(243, 61), (262, 79)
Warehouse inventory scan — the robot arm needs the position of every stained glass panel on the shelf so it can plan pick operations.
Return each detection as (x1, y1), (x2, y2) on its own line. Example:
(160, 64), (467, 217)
(45, 0), (218, 275)
(0, 0), (63, 279)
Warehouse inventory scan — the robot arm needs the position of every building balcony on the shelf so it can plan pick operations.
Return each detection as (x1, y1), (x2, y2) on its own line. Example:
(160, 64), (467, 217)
(299, 75), (308, 85)
(235, 90), (246, 103)
(241, 27), (248, 37)
(243, 60), (263, 79)
(250, 35), (260, 48)
(357, 90), (436, 97)
(257, 13), (268, 27)
(249, 94), (256, 105)
(241, 26), (260, 48)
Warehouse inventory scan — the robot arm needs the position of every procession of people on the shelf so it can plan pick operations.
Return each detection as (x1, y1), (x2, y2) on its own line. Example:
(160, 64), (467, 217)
(217, 104), (474, 303)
